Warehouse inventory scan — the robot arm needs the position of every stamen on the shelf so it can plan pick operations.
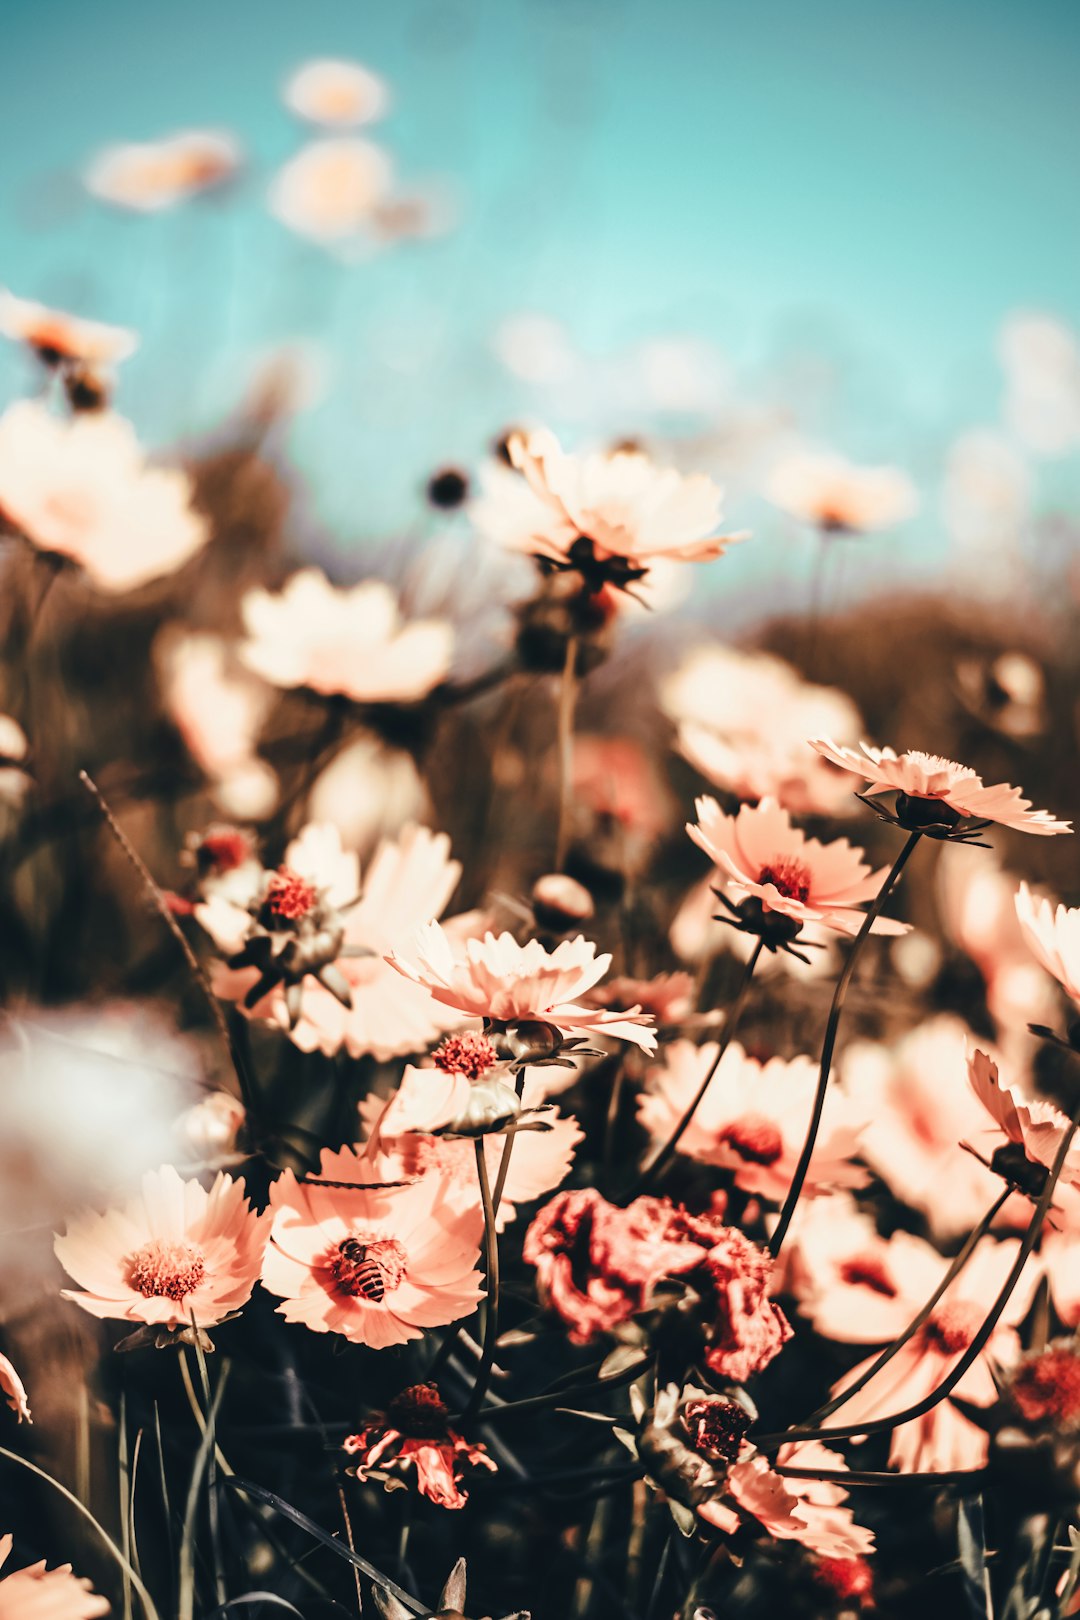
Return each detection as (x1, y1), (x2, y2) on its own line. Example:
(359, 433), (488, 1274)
(263, 866), (318, 921)
(718, 1114), (784, 1166)
(758, 858), (812, 904)
(128, 1239), (206, 1302)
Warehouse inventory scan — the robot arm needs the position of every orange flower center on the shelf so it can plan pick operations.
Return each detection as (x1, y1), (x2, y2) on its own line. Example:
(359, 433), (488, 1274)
(718, 1114), (784, 1166)
(128, 1239), (206, 1302)
(925, 1301), (984, 1354)
(330, 1235), (407, 1301)
(264, 866), (318, 921)
(838, 1254), (898, 1298)
(758, 858), (812, 903)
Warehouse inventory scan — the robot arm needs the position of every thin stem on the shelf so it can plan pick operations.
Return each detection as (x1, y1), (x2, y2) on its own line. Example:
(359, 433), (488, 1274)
(632, 939), (764, 1195)
(554, 635), (579, 871)
(473, 1354), (650, 1425)
(769, 830), (922, 1258)
(463, 1141), (501, 1420)
(776, 1464), (986, 1489)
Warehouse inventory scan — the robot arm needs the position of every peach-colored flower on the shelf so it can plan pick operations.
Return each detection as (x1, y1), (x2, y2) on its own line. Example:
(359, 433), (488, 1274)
(688, 795), (905, 937)
(309, 731), (430, 853)
(588, 973), (695, 1026)
(1015, 881), (1080, 1002)
(0, 713), (30, 808)
(967, 1049), (1080, 1186)
(809, 739), (1071, 836)
(937, 850), (1056, 1035)
(55, 1165), (270, 1331)
(0, 290), (137, 367)
(155, 629), (277, 819)
(175, 1091), (246, 1162)
(388, 923), (657, 1052)
(572, 734), (672, 844)
(0, 1533), (109, 1619)
(87, 130), (241, 211)
(639, 1040), (868, 1203)
(204, 822), (486, 1060)
(0, 1353), (29, 1423)
(826, 1236), (1039, 1472)
(503, 427), (748, 574)
(239, 569), (452, 702)
(344, 1383), (495, 1509)
(767, 448), (918, 535)
(703, 1440), (875, 1559)
(0, 402), (208, 593)
(261, 1147), (484, 1347)
(780, 1193), (922, 1344)
(284, 58), (390, 127)
(268, 138), (394, 243)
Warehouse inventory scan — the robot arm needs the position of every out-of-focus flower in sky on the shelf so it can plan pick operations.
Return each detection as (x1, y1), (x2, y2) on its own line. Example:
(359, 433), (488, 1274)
(261, 1148), (484, 1347)
(0, 290), (137, 369)
(309, 731), (430, 853)
(999, 312), (1080, 457)
(87, 129), (241, 211)
(268, 137), (394, 243)
(1015, 881), (1080, 1004)
(56, 1165), (270, 1335)
(943, 429), (1031, 563)
(155, 629), (277, 819)
(766, 447), (919, 535)
(639, 1040), (868, 1203)
(240, 569), (453, 702)
(493, 313), (578, 386)
(0, 402), (208, 593)
(0, 1532), (109, 1618)
(0, 1353), (30, 1423)
(284, 58), (391, 128)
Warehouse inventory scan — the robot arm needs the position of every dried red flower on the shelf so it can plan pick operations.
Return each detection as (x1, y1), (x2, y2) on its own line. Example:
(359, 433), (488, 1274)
(343, 1382), (496, 1509)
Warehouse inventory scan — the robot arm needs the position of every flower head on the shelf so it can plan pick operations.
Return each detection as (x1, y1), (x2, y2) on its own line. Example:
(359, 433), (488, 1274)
(967, 1049), (1080, 1191)
(1006, 1342), (1080, 1433)
(87, 130), (241, 211)
(344, 1383), (496, 1509)
(0, 1533), (109, 1620)
(705, 1441), (876, 1559)
(0, 1354), (29, 1423)
(156, 629), (276, 819)
(284, 58), (390, 126)
(767, 447), (918, 535)
(0, 290), (137, 368)
(268, 139), (393, 243)
(1016, 882), (1080, 1003)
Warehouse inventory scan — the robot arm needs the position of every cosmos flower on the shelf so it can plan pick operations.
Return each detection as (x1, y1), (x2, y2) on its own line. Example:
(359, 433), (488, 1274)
(284, 58), (390, 127)
(0, 1534), (109, 1619)
(268, 138), (394, 243)
(687, 795), (906, 938)
(0, 290), (137, 368)
(0, 401), (208, 593)
(809, 739), (1071, 837)
(638, 1040), (869, 1204)
(261, 1147), (484, 1348)
(87, 130), (241, 211)
(967, 1049), (1080, 1187)
(937, 850), (1056, 1035)
(767, 448), (918, 535)
(780, 1193), (928, 1344)
(387, 924), (657, 1052)
(344, 1383), (495, 1509)
(239, 569), (453, 702)
(155, 629), (277, 819)
(704, 1440), (876, 1559)
(0, 1354), (29, 1423)
(55, 1165), (270, 1335)
(309, 731), (430, 853)
(1015, 881), (1080, 1003)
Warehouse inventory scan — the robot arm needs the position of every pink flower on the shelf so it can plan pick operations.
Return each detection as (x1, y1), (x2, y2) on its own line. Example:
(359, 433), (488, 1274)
(284, 59), (390, 127)
(155, 629), (277, 819)
(704, 1440), (875, 1559)
(0, 402), (208, 593)
(55, 1165), (270, 1332)
(387, 924), (657, 1052)
(587, 973), (695, 1026)
(240, 570), (453, 702)
(1015, 881), (1080, 1002)
(781, 1194), (934, 1345)
(687, 795), (906, 937)
(0, 1353), (29, 1423)
(967, 1048), (1080, 1186)
(344, 1383), (496, 1509)
(937, 850), (1056, 1035)
(0, 290), (137, 367)
(87, 130), (241, 211)
(767, 447), (918, 535)
(638, 1039), (868, 1204)
(260, 1147), (484, 1348)
(809, 739), (1071, 836)
(268, 139), (394, 244)
(0, 1533), (109, 1619)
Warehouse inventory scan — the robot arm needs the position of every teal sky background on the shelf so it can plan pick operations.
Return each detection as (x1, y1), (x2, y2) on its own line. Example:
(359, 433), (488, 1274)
(2, 0), (1078, 603)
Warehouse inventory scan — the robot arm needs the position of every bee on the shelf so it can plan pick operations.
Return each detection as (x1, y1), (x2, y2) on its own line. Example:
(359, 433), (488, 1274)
(335, 1237), (386, 1301)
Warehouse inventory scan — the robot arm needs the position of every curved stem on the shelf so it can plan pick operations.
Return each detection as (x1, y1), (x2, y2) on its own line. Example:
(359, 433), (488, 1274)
(554, 635), (579, 871)
(463, 1140), (501, 1419)
(473, 1353), (651, 1425)
(775, 1464), (986, 1489)
(769, 830), (922, 1258)
(632, 939), (764, 1196)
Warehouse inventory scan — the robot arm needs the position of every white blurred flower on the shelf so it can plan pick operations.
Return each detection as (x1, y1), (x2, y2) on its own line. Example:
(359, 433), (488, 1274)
(766, 447), (919, 534)
(0, 290), (137, 367)
(87, 130), (241, 211)
(283, 58), (390, 128)
(155, 628), (277, 819)
(493, 313), (578, 385)
(999, 312), (1080, 457)
(943, 429), (1031, 558)
(268, 138), (393, 243)
(309, 731), (430, 852)
(176, 1091), (245, 1161)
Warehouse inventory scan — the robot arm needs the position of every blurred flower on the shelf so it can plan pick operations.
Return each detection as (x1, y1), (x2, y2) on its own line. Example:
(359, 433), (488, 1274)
(968, 1049), (1080, 1187)
(943, 430), (1031, 560)
(531, 872), (594, 932)
(344, 1383), (496, 1509)
(571, 734), (672, 846)
(388, 925), (657, 1052)
(937, 849), (1055, 1034)
(1016, 881), (1080, 1004)
(810, 738), (1072, 837)
(55, 1165), (270, 1341)
(240, 569), (453, 702)
(87, 130), (241, 211)
(588, 972), (694, 1026)
(781, 1192), (926, 1343)
(284, 58), (390, 127)
(0, 714), (30, 807)
(309, 731), (430, 851)
(0, 401), (208, 593)
(955, 650), (1045, 740)
(766, 447), (918, 534)
(639, 1039), (868, 1203)
(1005, 1341), (1080, 1431)
(268, 138), (393, 243)
(175, 1092), (245, 1162)
(0, 1354), (29, 1423)
(999, 312), (1080, 457)
(0, 1533), (109, 1619)
(493, 313), (578, 385)
(261, 1147), (484, 1347)
(155, 629), (277, 819)
(0, 290), (137, 368)
(703, 1439), (875, 1558)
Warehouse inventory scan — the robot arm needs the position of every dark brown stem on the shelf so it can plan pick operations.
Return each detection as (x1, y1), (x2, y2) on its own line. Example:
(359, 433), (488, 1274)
(462, 1140), (501, 1420)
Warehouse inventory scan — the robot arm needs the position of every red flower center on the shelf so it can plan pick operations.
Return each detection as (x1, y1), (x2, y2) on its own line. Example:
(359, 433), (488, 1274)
(264, 866), (318, 921)
(198, 828), (253, 874)
(1010, 1347), (1080, 1429)
(128, 1239), (206, 1302)
(718, 1114), (785, 1166)
(385, 1382), (452, 1438)
(925, 1300), (984, 1354)
(839, 1254), (898, 1298)
(814, 1556), (874, 1602)
(330, 1236), (407, 1302)
(681, 1395), (752, 1463)
(432, 1031), (500, 1080)
(758, 858), (812, 904)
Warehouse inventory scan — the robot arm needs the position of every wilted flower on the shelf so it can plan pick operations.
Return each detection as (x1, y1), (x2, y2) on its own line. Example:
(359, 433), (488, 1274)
(344, 1383), (496, 1508)
(705, 1440), (876, 1559)
(0, 290), (137, 368)
(0, 1533), (109, 1619)
(767, 447), (918, 535)
(284, 58), (390, 127)
(87, 130), (241, 210)
(268, 138), (394, 243)
(1016, 881), (1080, 1004)
(0, 1353), (29, 1423)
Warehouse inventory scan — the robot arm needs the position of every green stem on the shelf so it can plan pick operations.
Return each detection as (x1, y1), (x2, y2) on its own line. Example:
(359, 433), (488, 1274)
(463, 1140), (501, 1419)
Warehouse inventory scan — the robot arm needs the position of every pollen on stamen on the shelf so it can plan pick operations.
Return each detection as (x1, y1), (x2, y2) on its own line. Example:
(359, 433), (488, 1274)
(758, 857), (812, 904)
(263, 866), (318, 921)
(432, 1031), (500, 1080)
(718, 1114), (785, 1166)
(128, 1239), (206, 1302)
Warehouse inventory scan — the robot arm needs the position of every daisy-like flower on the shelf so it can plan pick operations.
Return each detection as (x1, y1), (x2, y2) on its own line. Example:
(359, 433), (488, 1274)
(705, 1440), (876, 1559)
(261, 1147), (484, 1348)
(767, 447), (918, 535)
(203, 822), (487, 1060)
(967, 1049), (1080, 1191)
(809, 739), (1071, 838)
(0, 1533), (109, 1619)
(268, 138), (394, 244)
(387, 923), (657, 1054)
(1016, 881), (1080, 1003)
(284, 58), (390, 127)
(0, 290), (137, 369)
(155, 629), (277, 819)
(638, 1040), (869, 1204)
(344, 1383), (496, 1509)
(937, 850), (1056, 1036)
(499, 428), (747, 589)
(780, 1193), (919, 1343)
(0, 402), (208, 594)
(86, 130), (241, 211)
(0, 1353), (29, 1423)
(239, 569), (453, 703)
(688, 795), (907, 941)
(55, 1165), (270, 1342)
